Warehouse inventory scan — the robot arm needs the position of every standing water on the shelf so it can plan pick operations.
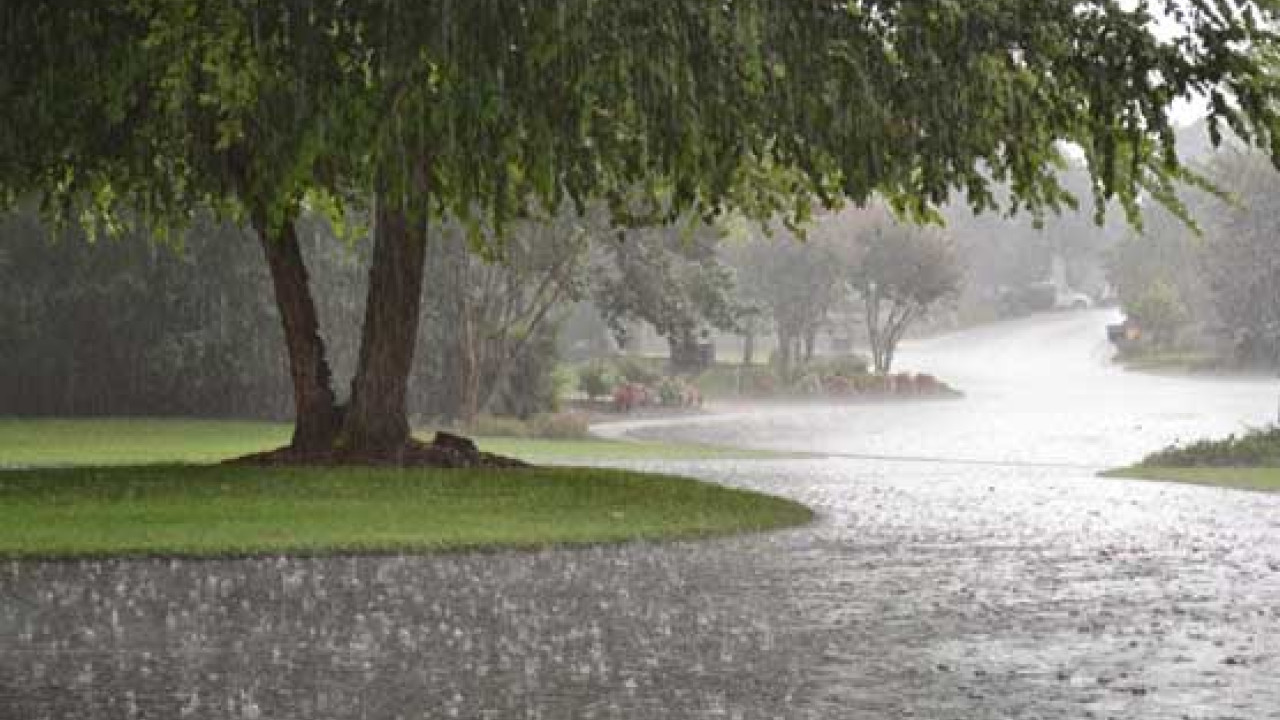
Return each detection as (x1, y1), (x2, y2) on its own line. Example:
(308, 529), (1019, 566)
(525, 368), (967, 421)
(609, 309), (1279, 468)
(4, 311), (1280, 718)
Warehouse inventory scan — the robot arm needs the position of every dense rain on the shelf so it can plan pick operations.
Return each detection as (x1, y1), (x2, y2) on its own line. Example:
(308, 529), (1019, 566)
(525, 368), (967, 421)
(4, 1), (1280, 718)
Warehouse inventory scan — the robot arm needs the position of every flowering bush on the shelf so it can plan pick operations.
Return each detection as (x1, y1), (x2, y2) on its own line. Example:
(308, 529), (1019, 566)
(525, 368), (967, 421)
(612, 382), (653, 412)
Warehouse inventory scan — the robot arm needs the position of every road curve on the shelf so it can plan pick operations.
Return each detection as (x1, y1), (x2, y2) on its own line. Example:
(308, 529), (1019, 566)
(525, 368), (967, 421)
(4, 312), (1280, 719)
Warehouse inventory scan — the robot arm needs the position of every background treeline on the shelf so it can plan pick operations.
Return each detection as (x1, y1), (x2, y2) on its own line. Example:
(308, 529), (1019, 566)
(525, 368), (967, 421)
(1105, 144), (1280, 370)
(1, 209), (290, 418)
(0, 208), (578, 422)
(6, 133), (1278, 423)
(2, 200), (966, 421)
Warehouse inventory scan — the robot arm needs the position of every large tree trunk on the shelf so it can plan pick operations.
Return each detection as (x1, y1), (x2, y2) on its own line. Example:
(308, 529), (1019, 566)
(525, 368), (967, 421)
(341, 194), (429, 453)
(255, 215), (341, 452)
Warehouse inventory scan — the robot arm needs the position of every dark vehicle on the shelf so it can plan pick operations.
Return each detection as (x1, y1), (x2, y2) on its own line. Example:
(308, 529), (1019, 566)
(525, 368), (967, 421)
(997, 282), (1058, 318)
(1108, 318), (1143, 352)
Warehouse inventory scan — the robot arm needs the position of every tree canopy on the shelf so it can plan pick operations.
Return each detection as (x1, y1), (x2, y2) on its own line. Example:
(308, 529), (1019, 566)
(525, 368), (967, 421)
(851, 224), (963, 373)
(7, 1), (1280, 229)
(4, 0), (1280, 458)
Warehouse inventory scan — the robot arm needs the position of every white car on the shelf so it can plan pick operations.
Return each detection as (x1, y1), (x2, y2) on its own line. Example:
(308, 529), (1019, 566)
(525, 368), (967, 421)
(1055, 290), (1093, 311)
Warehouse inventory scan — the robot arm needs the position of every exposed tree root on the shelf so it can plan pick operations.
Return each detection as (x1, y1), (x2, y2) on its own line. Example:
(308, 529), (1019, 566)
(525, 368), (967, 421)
(226, 431), (529, 469)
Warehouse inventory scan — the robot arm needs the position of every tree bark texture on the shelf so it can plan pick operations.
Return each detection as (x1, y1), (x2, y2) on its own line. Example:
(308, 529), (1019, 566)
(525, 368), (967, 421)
(255, 216), (342, 452)
(341, 195), (429, 452)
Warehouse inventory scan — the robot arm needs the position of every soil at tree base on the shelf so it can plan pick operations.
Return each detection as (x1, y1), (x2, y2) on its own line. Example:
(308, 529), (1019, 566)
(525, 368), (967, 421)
(226, 431), (529, 469)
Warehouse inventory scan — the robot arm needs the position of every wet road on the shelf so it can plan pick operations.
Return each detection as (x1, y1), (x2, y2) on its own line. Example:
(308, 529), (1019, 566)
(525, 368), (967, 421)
(5, 311), (1280, 719)
(607, 310), (1280, 468)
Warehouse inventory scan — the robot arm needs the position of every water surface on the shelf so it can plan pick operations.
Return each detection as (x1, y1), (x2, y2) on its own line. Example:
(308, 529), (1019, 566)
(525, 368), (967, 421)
(4, 311), (1279, 719)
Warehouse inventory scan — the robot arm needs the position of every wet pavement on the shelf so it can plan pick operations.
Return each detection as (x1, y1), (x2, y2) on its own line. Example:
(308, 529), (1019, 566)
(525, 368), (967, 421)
(4, 311), (1280, 719)
(607, 310), (1280, 469)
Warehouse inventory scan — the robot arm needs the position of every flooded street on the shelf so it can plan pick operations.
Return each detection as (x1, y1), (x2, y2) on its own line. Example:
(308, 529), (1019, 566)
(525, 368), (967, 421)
(5, 311), (1280, 719)
(612, 309), (1280, 468)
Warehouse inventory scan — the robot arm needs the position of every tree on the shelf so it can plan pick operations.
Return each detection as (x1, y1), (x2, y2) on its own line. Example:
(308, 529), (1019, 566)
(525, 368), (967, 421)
(1201, 149), (1280, 366)
(851, 225), (963, 374)
(946, 165), (1132, 318)
(593, 220), (744, 373)
(7, 1), (1280, 462)
(1108, 214), (1208, 350)
(422, 210), (591, 425)
(729, 224), (849, 376)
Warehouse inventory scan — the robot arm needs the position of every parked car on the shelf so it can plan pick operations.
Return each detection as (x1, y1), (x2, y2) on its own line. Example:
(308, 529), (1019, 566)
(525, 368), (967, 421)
(1055, 290), (1093, 310)
(998, 283), (1093, 316)
(996, 282), (1058, 317)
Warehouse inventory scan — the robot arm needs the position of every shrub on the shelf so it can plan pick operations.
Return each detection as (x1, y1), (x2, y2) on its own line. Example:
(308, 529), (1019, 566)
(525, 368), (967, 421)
(613, 382), (653, 412)
(915, 373), (940, 393)
(467, 412), (591, 439)
(529, 412), (591, 439)
(468, 414), (530, 438)
(792, 372), (823, 396)
(1141, 426), (1280, 467)
(690, 365), (740, 397)
(552, 365), (577, 404)
(616, 357), (663, 385)
(485, 326), (564, 417)
(577, 361), (617, 400)
(656, 377), (688, 406)
(894, 373), (917, 395)
(812, 354), (870, 378)
(1126, 279), (1188, 349)
(744, 367), (777, 396)
(822, 375), (854, 396)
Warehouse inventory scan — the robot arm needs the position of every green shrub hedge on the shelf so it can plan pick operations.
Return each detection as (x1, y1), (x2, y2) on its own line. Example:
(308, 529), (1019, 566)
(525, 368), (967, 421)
(1140, 426), (1280, 467)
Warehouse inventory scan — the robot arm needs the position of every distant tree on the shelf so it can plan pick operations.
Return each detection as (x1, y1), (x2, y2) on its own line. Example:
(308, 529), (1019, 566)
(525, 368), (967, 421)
(728, 214), (864, 377)
(1107, 218), (1208, 348)
(593, 220), (743, 373)
(1201, 150), (1280, 366)
(423, 210), (591, 425)
(850, 225), (963, 373)
(1106, 147), (1275, 362)
(946, 166), (1130, 316)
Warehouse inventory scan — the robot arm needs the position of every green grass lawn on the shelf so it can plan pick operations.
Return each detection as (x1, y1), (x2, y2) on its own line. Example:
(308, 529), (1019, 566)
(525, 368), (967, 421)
(0, 464), (814, 559)
(0, 418), (809, 557)
(1113, 349), (1224, 373)
(1104, 465), (1280, 493)
(1104, 426), (1280, 493)
(0, 418), (777, 467)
